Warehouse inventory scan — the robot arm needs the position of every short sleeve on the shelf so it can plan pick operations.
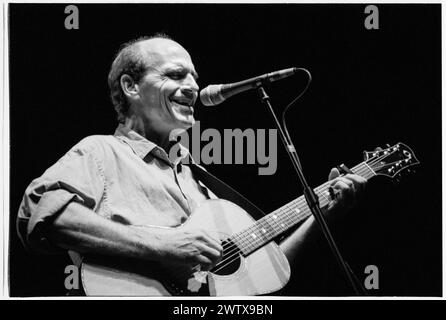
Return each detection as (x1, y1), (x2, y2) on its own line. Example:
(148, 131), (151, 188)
(16, 140), (106, 254)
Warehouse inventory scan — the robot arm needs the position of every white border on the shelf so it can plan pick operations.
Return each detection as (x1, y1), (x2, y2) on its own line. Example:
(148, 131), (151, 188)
(2, 0), (8, 300)
(1, 0), (444, 301)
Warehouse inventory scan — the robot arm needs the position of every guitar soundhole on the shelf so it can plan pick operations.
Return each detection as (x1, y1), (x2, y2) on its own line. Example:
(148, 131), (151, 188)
(212, 239), (242, 276)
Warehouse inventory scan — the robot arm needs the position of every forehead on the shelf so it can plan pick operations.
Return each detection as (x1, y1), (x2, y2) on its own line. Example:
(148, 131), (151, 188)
(137, 39), (195, 70)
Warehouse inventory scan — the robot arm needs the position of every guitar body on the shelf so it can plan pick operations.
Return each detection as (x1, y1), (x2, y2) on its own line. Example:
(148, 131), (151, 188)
(81, 199), (291, 296)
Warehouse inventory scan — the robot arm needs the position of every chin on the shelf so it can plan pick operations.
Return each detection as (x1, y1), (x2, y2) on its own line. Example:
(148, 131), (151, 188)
(177, 115), (195, 129)
(168, 118), (194, 137)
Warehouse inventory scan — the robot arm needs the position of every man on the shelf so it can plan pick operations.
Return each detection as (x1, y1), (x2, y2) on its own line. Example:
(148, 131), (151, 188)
(17, 34), (366, 295)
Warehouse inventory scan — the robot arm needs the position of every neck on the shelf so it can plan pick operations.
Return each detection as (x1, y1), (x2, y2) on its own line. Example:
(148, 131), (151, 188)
(231, 161), (377, 256)
(123, 115), (175, 152)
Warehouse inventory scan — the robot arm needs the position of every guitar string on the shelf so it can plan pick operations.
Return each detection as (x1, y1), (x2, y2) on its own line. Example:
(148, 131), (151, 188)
(211, 175), (368, 273)
(221, 171), (347, 251)
(211, 177), (363, 274)
(211, 209), (313, 274)
(220, 201), (301, 254)
(224, 150), (392, 253)
(212, 194), (342, 273)
(219, 206), (307, 263)
(223, 183), (332, 255)
(218, 159), (377, 254)
(221, 196), (316, 255)
(210, 197), (316, 273)
(217, 147), (396, 255)
(211, 168), (368, 273)
(214, 173), (350, 263)
(211, 159), (380, 271)
(212, 160), (393, 273)
(367, 159), (409, 173)
(215, 160), (377, 261)
(206, 151), (398, 274)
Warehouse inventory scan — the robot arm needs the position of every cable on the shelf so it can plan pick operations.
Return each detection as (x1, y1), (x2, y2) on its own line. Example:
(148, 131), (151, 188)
(281, 68), (312, 171)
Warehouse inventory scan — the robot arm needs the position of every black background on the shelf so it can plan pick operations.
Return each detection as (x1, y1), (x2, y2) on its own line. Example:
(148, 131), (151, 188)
(9, 4), (442, 296)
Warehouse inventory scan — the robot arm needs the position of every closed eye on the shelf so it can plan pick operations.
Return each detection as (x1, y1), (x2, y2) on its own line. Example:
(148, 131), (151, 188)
(167, 72), (186, 80)
(165, 69), (199, 82)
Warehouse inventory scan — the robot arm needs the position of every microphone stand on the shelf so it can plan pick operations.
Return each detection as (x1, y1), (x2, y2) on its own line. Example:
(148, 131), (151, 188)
(256, 83), (366, 296)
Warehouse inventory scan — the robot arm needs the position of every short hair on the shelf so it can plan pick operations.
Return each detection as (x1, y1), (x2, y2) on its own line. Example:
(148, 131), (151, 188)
(107, 33), (172, 123)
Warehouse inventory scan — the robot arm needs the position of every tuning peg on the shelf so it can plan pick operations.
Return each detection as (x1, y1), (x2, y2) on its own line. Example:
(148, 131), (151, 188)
(386, 143), (391, 148)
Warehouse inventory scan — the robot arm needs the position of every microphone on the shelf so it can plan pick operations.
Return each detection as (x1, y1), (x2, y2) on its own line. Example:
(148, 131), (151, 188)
(199, 67), (298, 106)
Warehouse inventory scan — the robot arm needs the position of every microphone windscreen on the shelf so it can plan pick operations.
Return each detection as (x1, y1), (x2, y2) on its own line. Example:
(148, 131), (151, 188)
(199, 85), (225, 106)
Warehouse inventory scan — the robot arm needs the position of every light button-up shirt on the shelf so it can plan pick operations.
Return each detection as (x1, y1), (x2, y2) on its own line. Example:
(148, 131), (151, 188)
(17, 124), (215, 254)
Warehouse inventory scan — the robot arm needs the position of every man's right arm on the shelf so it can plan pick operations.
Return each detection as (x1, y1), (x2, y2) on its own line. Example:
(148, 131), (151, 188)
(17, 137), (221, 269)
(48, 201), (222, 269)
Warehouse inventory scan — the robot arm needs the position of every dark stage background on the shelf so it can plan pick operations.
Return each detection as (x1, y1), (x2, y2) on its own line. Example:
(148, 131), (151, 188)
(9, 4), (442, 296)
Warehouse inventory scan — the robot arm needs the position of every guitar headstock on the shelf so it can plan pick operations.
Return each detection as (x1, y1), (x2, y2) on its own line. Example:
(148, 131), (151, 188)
(363, 143), (419, 180)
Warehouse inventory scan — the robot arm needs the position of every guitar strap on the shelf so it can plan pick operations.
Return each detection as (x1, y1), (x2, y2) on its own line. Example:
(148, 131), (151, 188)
(187, 163), (266, 220)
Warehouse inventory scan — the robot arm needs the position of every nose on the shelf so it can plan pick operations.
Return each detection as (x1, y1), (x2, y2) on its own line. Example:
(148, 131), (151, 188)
(182, 74), (199, 93)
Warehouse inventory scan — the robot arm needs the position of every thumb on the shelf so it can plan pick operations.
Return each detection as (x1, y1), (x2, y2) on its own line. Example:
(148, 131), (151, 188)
(328, 167), (340, 180)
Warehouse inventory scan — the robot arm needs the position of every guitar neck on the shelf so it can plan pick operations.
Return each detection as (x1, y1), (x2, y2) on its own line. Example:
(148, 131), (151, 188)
(231, 162), (376, 256)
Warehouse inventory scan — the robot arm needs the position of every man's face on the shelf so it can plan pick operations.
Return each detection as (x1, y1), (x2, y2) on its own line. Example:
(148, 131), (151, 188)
(135, 39), (199, 136)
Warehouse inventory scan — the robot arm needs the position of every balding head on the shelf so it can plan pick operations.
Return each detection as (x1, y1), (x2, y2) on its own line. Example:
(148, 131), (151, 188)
(108, 34), (188, 123)
(136, 38), (191, 66)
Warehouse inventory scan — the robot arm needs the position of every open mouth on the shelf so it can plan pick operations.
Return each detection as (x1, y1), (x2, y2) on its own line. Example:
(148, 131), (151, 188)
(170, 98), (195, 114)
(170, 100), (192, 107)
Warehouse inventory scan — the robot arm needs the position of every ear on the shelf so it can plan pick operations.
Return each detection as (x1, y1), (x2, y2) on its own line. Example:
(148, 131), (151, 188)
(120, 74), (139, 100)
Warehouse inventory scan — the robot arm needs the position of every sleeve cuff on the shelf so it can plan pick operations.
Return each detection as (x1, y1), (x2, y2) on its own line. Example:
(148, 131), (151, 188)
(26, 189), (84, 254)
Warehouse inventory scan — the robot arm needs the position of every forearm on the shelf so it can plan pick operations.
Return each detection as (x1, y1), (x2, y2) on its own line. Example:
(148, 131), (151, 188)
(279, 206), (336, 266)
(279, 215), (320, 265)
(48, 201), (163, 261)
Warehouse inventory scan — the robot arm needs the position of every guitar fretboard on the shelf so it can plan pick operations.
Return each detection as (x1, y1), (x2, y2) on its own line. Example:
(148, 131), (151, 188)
(230, 162), (376, 256)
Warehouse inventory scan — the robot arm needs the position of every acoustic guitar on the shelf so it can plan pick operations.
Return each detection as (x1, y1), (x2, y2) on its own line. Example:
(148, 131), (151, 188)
(81, 143), (419, 296)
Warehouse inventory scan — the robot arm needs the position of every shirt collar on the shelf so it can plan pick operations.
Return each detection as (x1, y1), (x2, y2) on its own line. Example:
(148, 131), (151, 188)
(114, 124), (192, 167)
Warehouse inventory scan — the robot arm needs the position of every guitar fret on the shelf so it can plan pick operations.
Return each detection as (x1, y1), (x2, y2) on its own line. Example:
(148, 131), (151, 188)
(232, 161), (375, 256)
(352, 162), (376, 179)
(235, 201), (312, 255)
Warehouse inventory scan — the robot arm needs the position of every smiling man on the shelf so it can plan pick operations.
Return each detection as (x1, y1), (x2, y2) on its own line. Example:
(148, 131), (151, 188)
(16, 34), (366, 296)
(111, 36), (199, 145)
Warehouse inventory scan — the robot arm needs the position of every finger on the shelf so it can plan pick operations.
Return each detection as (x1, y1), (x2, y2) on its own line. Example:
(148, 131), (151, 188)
(343, 174), (367, 191)
(199, 231), (223, 253)
(193, 247), (222, 271)
(328, 167), (340, 180)
(194, 254), (213, 270)
(335, 179), (354, 192)
(332, 180), (355, 199)
(200, 246), (223, 265)
(330, 176), (354, 190)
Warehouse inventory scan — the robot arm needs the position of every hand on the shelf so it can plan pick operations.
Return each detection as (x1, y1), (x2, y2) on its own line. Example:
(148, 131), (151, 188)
(156, 229), (223, 271)
(326, 168), (367, 214)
